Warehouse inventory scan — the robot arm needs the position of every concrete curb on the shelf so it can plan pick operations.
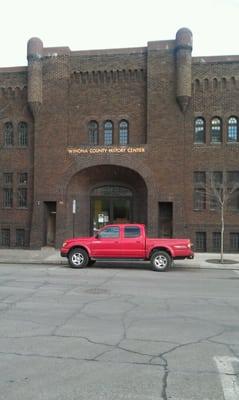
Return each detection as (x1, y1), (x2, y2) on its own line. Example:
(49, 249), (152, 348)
(0, 249), (239, 269)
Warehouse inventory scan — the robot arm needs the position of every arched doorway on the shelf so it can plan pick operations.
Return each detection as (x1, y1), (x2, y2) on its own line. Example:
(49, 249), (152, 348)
(66, 165), (147, 237)
(91, 185), (133, 233)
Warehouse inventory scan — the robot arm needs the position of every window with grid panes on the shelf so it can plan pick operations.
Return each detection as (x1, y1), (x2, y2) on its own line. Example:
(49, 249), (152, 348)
(195, 232), (207, 251)
(212, 232), (221, 251)
(4, 122), (14, 146)
(227, 171), (239, 211)
(3, 173), (13, 185)
(16, 229), (25, 247)
(210, 171), (222, 210)
(211, 117), (222, 143)
(1, 229), (10, 247)
(18, 122), (28, 146)
(119, 120), (129, 145)
(193, 172), (206, 210)
(18, 173), (28, 185)
(193, 188), (206, 210)
(230, 233), (239, 251)
(17, 188), (27, 208)
(104, 121), (113, 145)
(227, 117), (238, 142)
(88, 121), (98, 145)
(194, 171), (206, 185)
(194, 118), (205, 143)
(3, 188), (13, 208)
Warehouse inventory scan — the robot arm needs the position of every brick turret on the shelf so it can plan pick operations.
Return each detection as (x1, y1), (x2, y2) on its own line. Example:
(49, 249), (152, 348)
(27, 37), (43, 116)
(175, 28), (192, 112)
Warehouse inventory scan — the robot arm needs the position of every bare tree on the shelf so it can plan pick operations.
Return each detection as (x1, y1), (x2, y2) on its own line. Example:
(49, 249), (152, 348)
(195, 171), (239, 263)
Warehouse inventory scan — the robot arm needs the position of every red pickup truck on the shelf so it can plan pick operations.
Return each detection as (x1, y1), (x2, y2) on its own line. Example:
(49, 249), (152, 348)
(61, 224), (193, 271)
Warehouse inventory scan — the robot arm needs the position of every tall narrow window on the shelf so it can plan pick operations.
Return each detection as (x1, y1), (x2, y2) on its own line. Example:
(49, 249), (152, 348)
(18, 122), (28, 146)
(227, 171), (239, 211)
(195, 232), (207, 252)
(119, 120), (129, 145)
(210, 171), (223, 210)
(18, 172), (28, 185)
(193, 188), (206, 210)
(4, 122), (14, 146)
(3, 172), (13, 208)
(194, 171), (206, 185)
(211, 117), (222, 143)
(17, 188), (27, 208)
(3, 188), (13, 208)
(194, 118), (205, 143)
(227, 117), (238, 142)
(88, 121), (98, 145)
(16, 229), (25, 247)
(1, 229), (10, 247)
(212, 232), (221, 251)
(3, 173), (13, 185)
(230, 233), (239, 251)
(104, 121), (113, 145)
(193, 172), (206, 210)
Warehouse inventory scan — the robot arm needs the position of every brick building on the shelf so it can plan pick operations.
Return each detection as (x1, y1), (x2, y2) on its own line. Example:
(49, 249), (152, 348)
(1, 28), (239, 252)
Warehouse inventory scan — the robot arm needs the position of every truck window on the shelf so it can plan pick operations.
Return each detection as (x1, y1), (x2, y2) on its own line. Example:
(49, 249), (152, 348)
(99, 226), (120, 238)
(124, 226), (141, 238)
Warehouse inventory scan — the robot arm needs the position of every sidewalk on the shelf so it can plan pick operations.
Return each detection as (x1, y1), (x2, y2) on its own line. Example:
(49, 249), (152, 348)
(0, 247), (239, 269)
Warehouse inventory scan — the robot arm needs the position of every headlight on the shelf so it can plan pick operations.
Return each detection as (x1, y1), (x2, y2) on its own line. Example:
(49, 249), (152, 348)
(62, 241), (68, 247)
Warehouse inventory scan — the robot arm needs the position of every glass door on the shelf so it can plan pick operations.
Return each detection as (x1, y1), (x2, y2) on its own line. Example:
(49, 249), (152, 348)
(91, 185), (133, 234)
(112, 198), (131, 223)
(92, 198), (111, 234)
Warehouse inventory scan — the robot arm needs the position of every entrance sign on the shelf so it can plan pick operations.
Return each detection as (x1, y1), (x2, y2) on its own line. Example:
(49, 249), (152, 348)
(68, 146), (145, 155)
(98, 214), (104, 223)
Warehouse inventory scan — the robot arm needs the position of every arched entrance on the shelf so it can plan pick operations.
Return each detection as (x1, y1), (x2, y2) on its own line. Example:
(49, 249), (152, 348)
(66, 165), (147, 237)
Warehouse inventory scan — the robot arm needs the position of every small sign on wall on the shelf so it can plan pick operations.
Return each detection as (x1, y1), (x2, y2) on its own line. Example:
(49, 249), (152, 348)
(98, 214), (104, 223)
(72, 200), (76, 214)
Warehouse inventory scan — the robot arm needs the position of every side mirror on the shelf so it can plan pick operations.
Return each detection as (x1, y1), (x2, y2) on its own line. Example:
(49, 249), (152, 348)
(94, 228), (99, 238)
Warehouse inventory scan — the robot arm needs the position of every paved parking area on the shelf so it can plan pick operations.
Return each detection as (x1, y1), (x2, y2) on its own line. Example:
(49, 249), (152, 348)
(0, 263), (239, 400)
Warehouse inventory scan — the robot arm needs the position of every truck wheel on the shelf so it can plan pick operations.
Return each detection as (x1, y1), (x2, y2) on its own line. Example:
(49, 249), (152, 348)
(68, 248), (89, 268)
(150, 250), (171, 272)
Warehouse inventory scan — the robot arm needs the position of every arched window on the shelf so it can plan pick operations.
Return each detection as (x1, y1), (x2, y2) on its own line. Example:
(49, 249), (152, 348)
(194, 117), (205, 143)
(91, 185), (132, 197)
(227, 117), (238, 142)
(213, 78), (218, 89)
(88, 121), (98, 145)
(211, 117), (222, 143)
(18, 122), (28, 146)
(4, 122), (14, 146)
(119, 120), (129, 145)
(104, 121), (113, 145)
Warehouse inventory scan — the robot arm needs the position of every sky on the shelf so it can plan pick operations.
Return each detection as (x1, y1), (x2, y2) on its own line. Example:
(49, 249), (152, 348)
(0, 0), (239, 67)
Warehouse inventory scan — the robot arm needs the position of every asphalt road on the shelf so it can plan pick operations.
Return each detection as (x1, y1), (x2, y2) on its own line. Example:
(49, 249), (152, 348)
(0, 263), (238, 400)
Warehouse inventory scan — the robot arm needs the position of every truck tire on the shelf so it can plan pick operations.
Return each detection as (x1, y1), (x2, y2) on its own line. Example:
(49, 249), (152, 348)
(150, 250), (171, 272)
(68, 248), (89, 268)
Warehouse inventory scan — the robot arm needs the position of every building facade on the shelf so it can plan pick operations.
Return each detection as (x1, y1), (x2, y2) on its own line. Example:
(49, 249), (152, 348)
(1, 28), (239, 251)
